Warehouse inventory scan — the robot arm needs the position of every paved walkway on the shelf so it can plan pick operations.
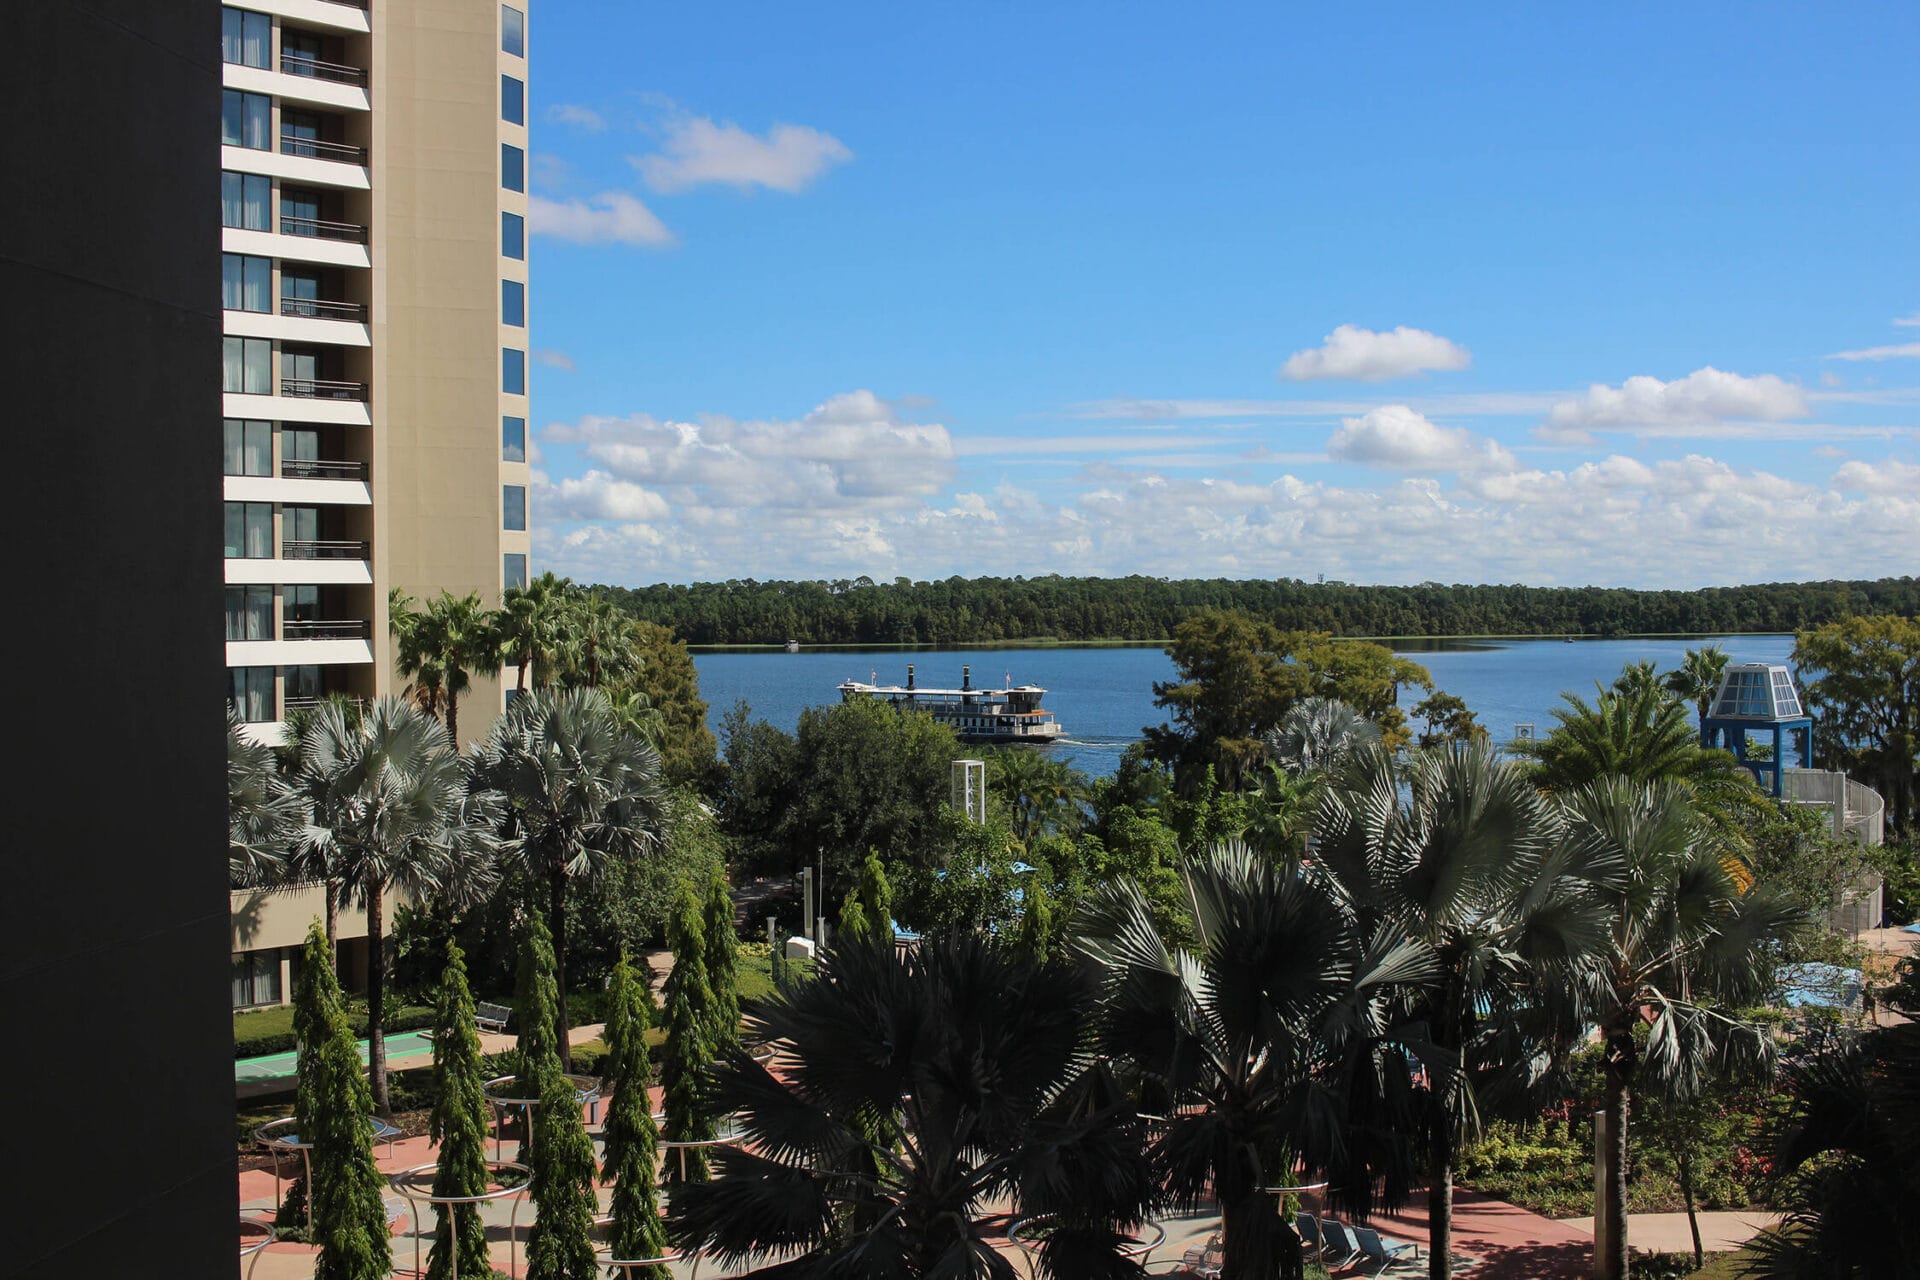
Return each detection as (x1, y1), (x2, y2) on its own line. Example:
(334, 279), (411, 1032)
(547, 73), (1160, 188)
(1558, 1210), (1779, 1256)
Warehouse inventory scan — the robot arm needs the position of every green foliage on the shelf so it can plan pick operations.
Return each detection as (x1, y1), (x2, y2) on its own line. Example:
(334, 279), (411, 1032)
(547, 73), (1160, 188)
(702, 871), (740, 1055)
(1016, 876), (1053, 962)
(1738, 801), (1880, 962)
(660, 886), (715, 1181)
(389, 588), (497, 744)
(427, 941), (491, 1280)
(519, 915), (600, 1280)
(612, 618), (718, 790)
(512, 912), (563, 1086)
(1411, 689), (1486, 746)
(1794, 614), (1920, 832)
(986, 747), (1089, 843)
(302, 923), (391, 1280)
(600, 954), (668, 1272)
(235, 1001), (437, 1060)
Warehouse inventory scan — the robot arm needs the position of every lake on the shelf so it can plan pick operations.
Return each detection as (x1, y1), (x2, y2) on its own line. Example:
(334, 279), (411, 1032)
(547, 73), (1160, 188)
(692, 634), (1796, 778)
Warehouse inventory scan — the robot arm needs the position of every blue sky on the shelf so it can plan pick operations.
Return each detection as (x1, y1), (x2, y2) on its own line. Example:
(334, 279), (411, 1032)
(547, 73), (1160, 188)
(522, 2), (1919, 588)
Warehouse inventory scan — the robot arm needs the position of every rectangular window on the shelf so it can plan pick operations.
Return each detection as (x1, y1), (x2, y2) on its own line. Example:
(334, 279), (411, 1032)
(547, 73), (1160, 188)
(502, 415), (526, 463)
(221, 8), (271, 69)
(225, 586), (274, 641)
(502, 348), (526, 395)
(502, 211), (525, 260)
(284, 665), (322, 706)
(282, 429), (318, 464)
(224, 502), (273, 559)
(231, 951), (282, 1008)
(228, 667), (275, 724)
(502, 74), (525, 126)
(503, 484), (527, 531)
(283, 506), (319, 547)
(503, 553), (528, 592)
(501, 143), (525, 193)
(284, 585), (319, 623)
(221, 90), (271, 150)
(501, 4), (525, 57)
(223, 419), (272, 476)
(221, 171), (271, 230)
(223, 337), (272, 394)
(222, 254), (272, 312)
(502, 279), (525, 327)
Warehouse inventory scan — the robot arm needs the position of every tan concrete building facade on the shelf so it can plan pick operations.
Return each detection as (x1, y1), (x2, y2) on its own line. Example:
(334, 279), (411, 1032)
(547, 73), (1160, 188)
(223, 0), (530, 1008)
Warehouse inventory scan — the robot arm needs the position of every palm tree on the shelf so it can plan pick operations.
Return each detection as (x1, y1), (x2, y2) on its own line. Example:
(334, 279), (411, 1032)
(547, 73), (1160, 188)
(1610, 659), (1662, 699)
(473, 687), (667, 1057)
(279, 695), (366, 955)
(498, 571), (576, 693)
(1263, 696), (1381, 777)
(1314, 742), (1606, 1278)
(228, 706), (301, 886)
(1663, 645), (1729, 739)
(391, 589), (499, 745)
(989, 747), (1088, 844)
(556, 592), (640, 690)
(670, 932), (1157, 1279)
(298, 697), (498, 1112)
(1076, 841), (1435, 1280)
(1559, 777), (1802, 1280)
(1240, 761), (1321, 860)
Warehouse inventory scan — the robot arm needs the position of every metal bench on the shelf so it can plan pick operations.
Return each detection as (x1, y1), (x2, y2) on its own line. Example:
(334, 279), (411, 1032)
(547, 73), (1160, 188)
(475, 1002), (512, 1033)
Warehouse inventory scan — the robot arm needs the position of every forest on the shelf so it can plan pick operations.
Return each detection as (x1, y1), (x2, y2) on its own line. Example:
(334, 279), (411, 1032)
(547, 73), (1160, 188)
(595, 573), (1920, 647)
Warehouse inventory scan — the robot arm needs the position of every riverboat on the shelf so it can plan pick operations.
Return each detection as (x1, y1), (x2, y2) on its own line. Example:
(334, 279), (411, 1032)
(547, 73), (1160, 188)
(837, 664), (1063, 744)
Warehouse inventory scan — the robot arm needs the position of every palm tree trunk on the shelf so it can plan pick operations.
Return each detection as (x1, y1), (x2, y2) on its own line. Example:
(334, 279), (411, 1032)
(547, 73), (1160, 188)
(1601, 1055), (1632, 1280)
(366, 873), (389, 1114)
(550, 863), (571, 1072)
(1223, 1190), (1300, 1280)
(446, 689), (459, 749)
(1429, 1134), (1454, 1279)
(1678, 1147), (1702, 1269)
(323, 879), (340, 980)
(516, 656), (528, 693)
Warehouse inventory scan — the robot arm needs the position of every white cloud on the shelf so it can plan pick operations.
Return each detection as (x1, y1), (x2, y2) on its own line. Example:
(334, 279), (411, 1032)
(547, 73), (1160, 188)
(1831, 458), (1920, 495)
(1326, 405), (1515, 472)
(546, 103), (606, 132)
(634, 117), (852, 194)
(1537, 367), (1809, 443)
(534, 349), (575, 372)
(528, 192), (674, 247)
(1280, 325), (1472, 382)
(1072, 391), (1564, 420)
(1826, 342), (1920, 362)
(1893, 311), (1920, 328)
(535, 470), (670, 523)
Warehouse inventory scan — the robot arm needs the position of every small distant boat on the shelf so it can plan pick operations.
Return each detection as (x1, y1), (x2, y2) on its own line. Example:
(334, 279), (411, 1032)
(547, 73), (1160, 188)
(838, 663), (1063, 744)
(1564, 636), (1576, 643)
(785, 639), (800, 653)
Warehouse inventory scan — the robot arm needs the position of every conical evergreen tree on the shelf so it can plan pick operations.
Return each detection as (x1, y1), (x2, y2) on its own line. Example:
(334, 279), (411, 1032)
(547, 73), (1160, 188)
(837, 886), (871, 943)
(518, 913), (600, 1280)
(1017, 877), (1053, 963)
(702, 871), (740, 1057)
(427, 940), (492, 1279)
(282, 921), (344, 1229)
(602, 953), (669, 1274)
(305, 928), (391, 1280)
(660, 885), (715, 1182)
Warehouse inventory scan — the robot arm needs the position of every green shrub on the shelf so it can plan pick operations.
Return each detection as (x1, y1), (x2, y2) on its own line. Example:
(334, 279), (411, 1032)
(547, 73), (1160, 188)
(234, 1001), (436, 1059)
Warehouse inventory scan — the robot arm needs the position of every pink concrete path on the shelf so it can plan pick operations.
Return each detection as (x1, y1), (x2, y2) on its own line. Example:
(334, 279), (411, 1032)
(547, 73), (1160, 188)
(1368, 1189), (1594, 1279)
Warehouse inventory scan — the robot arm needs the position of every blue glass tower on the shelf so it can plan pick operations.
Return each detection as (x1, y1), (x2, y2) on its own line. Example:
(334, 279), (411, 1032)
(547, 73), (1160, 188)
(1701, 663), (1814, 798)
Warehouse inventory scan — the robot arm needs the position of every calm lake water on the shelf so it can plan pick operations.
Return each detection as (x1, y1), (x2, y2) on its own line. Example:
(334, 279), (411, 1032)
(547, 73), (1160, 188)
(693, 634), (1796, 778)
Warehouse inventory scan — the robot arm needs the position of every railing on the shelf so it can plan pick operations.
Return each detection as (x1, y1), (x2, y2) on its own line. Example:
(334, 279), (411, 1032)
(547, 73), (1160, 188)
(282, 694), (369, 717)
(283, 618), (370, 640)
(280, 134), (367, 164)
(281, 376), (366, 400)
(279, 214), (366, 243)
(280, 53), (367, 86)
(282, 539), (368, 560)
(280, 457), (366, 481)
(280, 296), (366, 322)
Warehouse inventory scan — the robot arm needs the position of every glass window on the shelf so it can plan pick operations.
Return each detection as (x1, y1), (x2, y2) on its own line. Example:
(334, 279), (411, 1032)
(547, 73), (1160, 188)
(504, 553), (528, 592)
(501, 143), (524, 193)
(225, 586), (273, 641)
(282, 429), (318, 464)
(222, 171), (271, 230)
(502, 211), (525, 260)
(503, 484), (527, 531)
(231, 951), (282, 1008)
(223, 419), (272, 476)
(227, 667), (275, 724)
(222, 8), (271, 69)
(285, 665), (322, 706)
(222, 337), (272, 394)
(502, 74), (525, 126)
(284, 585), (319, 623)
(502, 348), (526, 395)
(502, 415), (526, 462)
(501, 4), (525, 57)
(283, 506), (319, 546)
(224, 502), (273, 559)
(222, 90), (271, 150)
(502, 279), (525, 327)
(222, 254), (272, 312)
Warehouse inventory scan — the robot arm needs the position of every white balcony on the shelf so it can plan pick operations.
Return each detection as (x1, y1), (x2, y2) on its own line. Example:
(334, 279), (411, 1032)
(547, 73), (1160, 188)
(224, 308), (370, 349)
(221, 144), (368, 192)
(224, 475), (371, 507)
(223, 227), (370, 271)
(239, 0), (370, 35)
(223, 391), (370, 428)
(227, 638), (373, 668)
(223, 62), (368, 114)
(225, 557), (372, 587)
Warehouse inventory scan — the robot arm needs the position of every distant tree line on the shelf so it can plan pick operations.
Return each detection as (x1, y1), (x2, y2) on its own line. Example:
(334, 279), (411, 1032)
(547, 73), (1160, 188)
(594, 574), (1920, 646)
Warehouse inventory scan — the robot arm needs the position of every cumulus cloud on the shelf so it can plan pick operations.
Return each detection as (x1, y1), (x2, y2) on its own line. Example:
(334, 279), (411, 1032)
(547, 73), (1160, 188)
(1826, 342), (1920, 362)
(1537, 367), (1809, 443)
(1280, 325), (1472, 382)
(1831, 458), (1920, 495)
(634, 117), (852, 194)
(529, 192), (675, 247)
(1327, 405), (1515, 472)
(535, 470), (670, 522)
(534, 349), (575, 372)
(546, 103), (606, 132)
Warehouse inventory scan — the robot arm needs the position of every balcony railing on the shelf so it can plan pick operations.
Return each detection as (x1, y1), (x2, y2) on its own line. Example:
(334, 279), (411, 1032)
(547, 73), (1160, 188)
(281, 376), (366, 400)
(280, 296), (367, 322)
(284, 693), (370, 714)
(282, 539), (369, 560)
(280, 134), (367, 164)
(283, 618), (370, 641)
(280, 457), (366, 481)
(280, 53), (367, 86)
(279, 214), (366, 243)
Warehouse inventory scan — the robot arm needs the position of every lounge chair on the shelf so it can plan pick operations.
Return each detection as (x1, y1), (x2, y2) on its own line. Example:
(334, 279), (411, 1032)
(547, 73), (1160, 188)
(1295, 1212), (1324, 1257)
(1352, 1226), (1418, 1275)
(1180, 1232), (1223, 1278)
(1319, 1220), (1364, 1271)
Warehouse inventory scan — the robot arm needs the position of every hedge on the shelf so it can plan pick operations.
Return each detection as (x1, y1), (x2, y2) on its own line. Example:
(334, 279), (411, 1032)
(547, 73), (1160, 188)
(234, 1002), (437, 1059)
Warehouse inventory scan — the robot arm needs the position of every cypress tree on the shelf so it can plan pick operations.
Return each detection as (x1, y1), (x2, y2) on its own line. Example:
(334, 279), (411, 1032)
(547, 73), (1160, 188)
(702, 871), (740, 1057)
(1017, 877), (1053, 963)
(427, 940), (491, 1279)
(519, 913), (600, 1280)
(282, 921), (343, 1229)
(660, 885), (715, 1182)
(857, 850), (893, 936)
(601, 953), (668, 1273)
(837, 887), (871, 943)
(306, 928), (391, 1280)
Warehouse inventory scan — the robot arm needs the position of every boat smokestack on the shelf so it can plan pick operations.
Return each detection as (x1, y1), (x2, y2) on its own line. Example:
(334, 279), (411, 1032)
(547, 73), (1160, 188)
(906, 664), (915, 690)
(962, 665), (972, 691)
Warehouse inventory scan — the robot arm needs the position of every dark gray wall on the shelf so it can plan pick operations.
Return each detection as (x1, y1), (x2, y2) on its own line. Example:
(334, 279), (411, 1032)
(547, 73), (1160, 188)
(0, 2), (233, 1275)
